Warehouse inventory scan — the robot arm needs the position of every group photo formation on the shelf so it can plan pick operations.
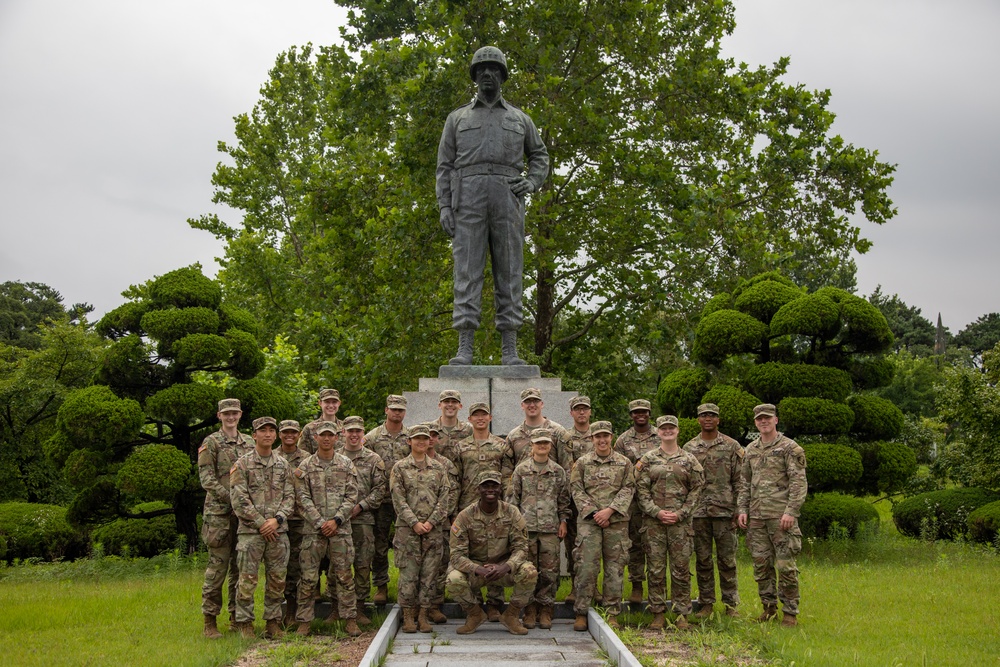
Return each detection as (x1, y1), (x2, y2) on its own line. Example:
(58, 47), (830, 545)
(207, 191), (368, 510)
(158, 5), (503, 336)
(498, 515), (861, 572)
(2, 1), (998, 666)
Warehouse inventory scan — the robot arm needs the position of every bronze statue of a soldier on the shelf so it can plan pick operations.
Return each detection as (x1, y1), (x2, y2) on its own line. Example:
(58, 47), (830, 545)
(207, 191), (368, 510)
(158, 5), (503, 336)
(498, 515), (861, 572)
(436, 46), (549, 365)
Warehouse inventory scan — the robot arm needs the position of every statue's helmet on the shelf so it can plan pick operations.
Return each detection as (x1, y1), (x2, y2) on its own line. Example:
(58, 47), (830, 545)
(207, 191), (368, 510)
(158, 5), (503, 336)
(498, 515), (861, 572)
(469, 46), (508, 82)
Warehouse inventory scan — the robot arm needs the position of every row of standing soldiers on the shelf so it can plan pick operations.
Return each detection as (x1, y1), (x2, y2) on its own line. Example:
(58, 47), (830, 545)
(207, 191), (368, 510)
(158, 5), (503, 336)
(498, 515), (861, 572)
(197, 387), (807, 639)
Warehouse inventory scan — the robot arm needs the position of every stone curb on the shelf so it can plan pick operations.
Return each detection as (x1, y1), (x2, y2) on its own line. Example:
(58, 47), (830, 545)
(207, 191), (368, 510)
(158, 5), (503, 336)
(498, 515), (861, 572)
(587, 608), (643, 667)
(359, 604), (401, 667)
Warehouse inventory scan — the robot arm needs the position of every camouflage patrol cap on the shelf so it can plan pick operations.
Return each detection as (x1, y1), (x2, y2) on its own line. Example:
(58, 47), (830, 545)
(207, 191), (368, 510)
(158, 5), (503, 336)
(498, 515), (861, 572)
(569, 395), (591, 409)
(316, 421), (340, 435)
(591, 421), (613, 435)
(520, 387), (542, 401)
(628, 399), (651, 413)
(252, 416), (277, 430)
(530, 429), (554, 444)
(656, 415), (679, 428)
(468, 402), (491, 415)
(439, 389), (462, 402)
(319, 388), (340, 401)
(386, 395), (408, 410)
(278, 420), (301, 432)
(343, 415), (365, 431)
(475, 469), (503, 486)
(408, 424), (431, 439)
(754, 403), (777, 418)
(697, 403), (720, 416)
(218, 398), (242, 413)
(426, 423), (445, 435)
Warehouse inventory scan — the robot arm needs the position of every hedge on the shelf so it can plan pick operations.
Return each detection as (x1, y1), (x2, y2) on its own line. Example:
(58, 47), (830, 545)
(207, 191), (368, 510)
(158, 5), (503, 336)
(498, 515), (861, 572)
(657, 367), (712, 418)
(692, 309), (768, 365)
(744, 362), (852, 403)
(892, 488), (999, 540)
(967, 500), (1000, 544)
(847, 394), (905, 441)
(91, 502), (179, 557)
(799, 493), (880, 539)
(853, 440), (918, 495)
(778, 397), (854, 436)
(0, 502), (86, 561)
(801, 443), (863, 493)
(700, 384), (759, 439)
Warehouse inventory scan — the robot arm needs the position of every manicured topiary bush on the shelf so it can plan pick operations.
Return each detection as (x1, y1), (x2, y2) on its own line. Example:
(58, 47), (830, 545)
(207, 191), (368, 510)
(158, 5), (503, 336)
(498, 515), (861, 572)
(0, 502), (86, 561)
(848, 394), (905, 441)
(852, 440), (918, 495)
(657, 367), (713, 418)
(117, 445), (192, 502)
(770, 293), (841, 339)
(801, 443), (863, 492)
(799, 492), (879, 538)
(733, 279), (803, 324)
(677, 418), (700, 447)
(892, 488), (1000, 540)
(745, 362), (852, 403)
(692, 310), (768, 365)
(967, 500), (1000, 544)
(91, 502), (179, 557)
(778, 397), (854, 436)
(700, 384), (759, 439)
(849, 356), (895, 390)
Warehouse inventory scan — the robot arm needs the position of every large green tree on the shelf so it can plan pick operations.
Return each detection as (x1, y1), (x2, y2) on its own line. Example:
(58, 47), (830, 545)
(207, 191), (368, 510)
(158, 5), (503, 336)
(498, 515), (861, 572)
(868, 286), (937, 355)
(0, 281), (92, 350)
(955, 313), (1000, 365)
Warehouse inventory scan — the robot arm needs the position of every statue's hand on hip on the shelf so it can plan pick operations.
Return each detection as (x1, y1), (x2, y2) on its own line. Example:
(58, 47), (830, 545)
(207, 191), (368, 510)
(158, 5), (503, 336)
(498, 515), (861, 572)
(508, 177), (534, 196)
(440, 206), (456, 238)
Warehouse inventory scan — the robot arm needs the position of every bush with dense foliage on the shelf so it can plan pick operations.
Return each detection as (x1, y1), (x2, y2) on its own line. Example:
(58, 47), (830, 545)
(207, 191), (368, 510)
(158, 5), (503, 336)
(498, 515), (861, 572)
(90, 502), (179, 557)
(853, 440), (918, 495)
(745, 362), (852, 403)
(779, 397), (854, 436)
(799, 492), (879, 538)
(0, 502), (86, 561)
(700, 384), (759, 440)
(847, 394), (905, 441)
(967, 500), (1000, 544)
(801, 443), (863, 492)
(892, 488), (999, 540)
(657, 367), (713, 418)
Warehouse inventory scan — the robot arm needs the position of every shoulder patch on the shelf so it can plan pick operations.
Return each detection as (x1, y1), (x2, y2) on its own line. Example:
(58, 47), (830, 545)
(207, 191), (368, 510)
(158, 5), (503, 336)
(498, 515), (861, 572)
(294, 468), (304, 478)
(198, 444), (207, 454)
(229, 464), (238, 475)
(634, 460), (644, 472)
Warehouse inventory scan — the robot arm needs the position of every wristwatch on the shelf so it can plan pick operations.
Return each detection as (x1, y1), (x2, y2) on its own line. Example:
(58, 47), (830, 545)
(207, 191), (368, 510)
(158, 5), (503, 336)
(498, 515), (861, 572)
(275, 515), (285, 526)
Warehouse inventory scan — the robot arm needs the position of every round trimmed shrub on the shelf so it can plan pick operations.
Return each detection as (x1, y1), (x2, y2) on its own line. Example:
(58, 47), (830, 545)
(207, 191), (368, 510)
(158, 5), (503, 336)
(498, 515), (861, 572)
(850, 356), (895, 390)
(693, 310), (768, 365)
(801, 443), (863, 492)
(967, 500), (1000, 544)
(799, 493), (879, 539)
(171, 333), (230, 368)
(63, 449), (104, 490)
(226, 328), (266, 379)
(140, 307), (220, 349)
(657, 368), (713, 418)
(733, 280), (804, 324)
(55, 386), (144, 451)
(701, 384), (759, 438)
(117, 445), (191, 502)
(145, 383), (223, 427)
(677, 418), (701, 446)
(778, 397), (854, 436)
(0, 502), (86, 561)
(892, 488), (1000, 540)
(745, 362), (852, 403)
(95, 301), (150, 340)
(91, 502), (178, 557)
(230, 378), (297, 429)
(852, 440), (918, 495)
(770, 293), (841, 339)
(700, 293), (732, 319)
(848, 394), (904, 441)
(839, 294), (894, 354)
(148, 266), (222, 310)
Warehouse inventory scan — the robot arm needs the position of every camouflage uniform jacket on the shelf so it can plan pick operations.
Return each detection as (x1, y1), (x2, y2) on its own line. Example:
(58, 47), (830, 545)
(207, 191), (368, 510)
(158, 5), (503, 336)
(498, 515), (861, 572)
(198, 429), (255, 515)
(636, 447), (705, 522)
(341, 446), (388, 525)
(278, 446), (310, 520)
(570, 450), (635, 524)
(430, 417), (473, 467)
(449, 501), (529, 573)
(389, 455), (450, 529)
(614, 427), (658, 466)
(505, 457), (571, 533)
(229, 449), (295, 534)
(298, 417), (345, 455)
(504, 419), (571, 472)
(365, 423), (410, 503)
(682, 433), (744, 518)
(430, 453), (462, 519)
(454, 434), (511, 512)
(562, 426), (594, 473)
(293, 452), (360, 534)
(737, 433), (808, 519)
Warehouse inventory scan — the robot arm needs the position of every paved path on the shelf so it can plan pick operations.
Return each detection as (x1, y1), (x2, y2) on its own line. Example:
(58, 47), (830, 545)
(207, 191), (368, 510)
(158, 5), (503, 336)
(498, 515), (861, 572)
(383, 617), (607, 667)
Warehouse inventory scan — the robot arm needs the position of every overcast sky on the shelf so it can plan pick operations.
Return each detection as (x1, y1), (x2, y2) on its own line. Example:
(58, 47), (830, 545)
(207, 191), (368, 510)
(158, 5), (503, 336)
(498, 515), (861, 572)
(1, 1), (997, 332)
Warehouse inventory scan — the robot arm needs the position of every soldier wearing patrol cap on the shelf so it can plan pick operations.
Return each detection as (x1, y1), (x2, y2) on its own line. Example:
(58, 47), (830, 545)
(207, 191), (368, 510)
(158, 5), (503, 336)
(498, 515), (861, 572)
(738, 404), (807, 627)
(504, 387), (572, 476)
(431, 389), (473, 466)
(230, 417), (296, 639)
(299, 388), (345, 454)
(683, 403), (744, 619)
(198, 398), (255, 638)
(614, 398), (658, 603)
(563, 395), (594, 602)
(424, 422), (462, 624)
(276, 419), (309, 627)
(367, 394), (410, 604)
(447, 470), (538, 636)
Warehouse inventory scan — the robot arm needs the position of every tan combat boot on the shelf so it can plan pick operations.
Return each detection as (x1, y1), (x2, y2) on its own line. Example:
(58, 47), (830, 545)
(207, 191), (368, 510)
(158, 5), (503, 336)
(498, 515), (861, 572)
(373, 585), (389, 604)
(521, 602), (537, 629)
(694, 605), (714, 619)
(324, 607), (341, 623)
(236, 621), (255, 639)
(282, 599), (298, 628)
(485, 604), (501, 622)
(649, 612), (665, 630)
(427, 604), (448, 624)
(417, 608), (433, 633)
(673, 615), (690, 631)
(573, 614), (588, 632)
(628, 585), (643, 604)
(725, 606), (739, 618)
(356, 608), (371, 625)
(538, 605), (554, 629)
(456, 604), (486, 635)
(757, 606), (778, 622)
(499, 603), (529, 635)
(203, 614), (222, 639)
(227, 611), (237, 632)
(401, 607), (417, 633)
(296, 621), (311, 636)
(606, 614), (620, 629)
(264, 619), (284, 639)
(781, 613), (797, 627)
(345, 618), (362, 636)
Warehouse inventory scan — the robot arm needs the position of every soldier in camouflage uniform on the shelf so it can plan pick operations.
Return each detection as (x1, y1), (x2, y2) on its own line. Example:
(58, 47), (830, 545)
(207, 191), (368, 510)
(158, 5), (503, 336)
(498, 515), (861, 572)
(276, 420), (309, 627)
(367, 394), (410, 604)
(292, 421), (362, 637)
(562, 395), (595, 603)
(570, 421), (635, 630)
(614, 398), (658, 603)
(390, 424), (451, 633)
(430, 390), (473, 466)
(198, 398), (255, 638)
(340, 415), (387, 625)
(447, 470), (538, 636)
(298, 388), (345, 455)
(637, 416), (705, 631)
(737, 404), (808, 627)
(425, 422), (461, 624)
(504, 387), (572, 473)
(229, 417), (296, 639)
(505, 430), (571, 629)
(683, 403), (744, 618)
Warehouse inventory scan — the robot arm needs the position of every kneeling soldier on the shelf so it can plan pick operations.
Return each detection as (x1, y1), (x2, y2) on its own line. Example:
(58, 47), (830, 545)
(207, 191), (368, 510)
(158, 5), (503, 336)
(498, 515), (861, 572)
(447, 470), (538, 635)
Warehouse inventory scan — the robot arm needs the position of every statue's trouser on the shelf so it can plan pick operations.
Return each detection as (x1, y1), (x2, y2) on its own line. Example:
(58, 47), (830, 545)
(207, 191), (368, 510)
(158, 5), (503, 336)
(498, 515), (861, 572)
(452, 173), (524, 331)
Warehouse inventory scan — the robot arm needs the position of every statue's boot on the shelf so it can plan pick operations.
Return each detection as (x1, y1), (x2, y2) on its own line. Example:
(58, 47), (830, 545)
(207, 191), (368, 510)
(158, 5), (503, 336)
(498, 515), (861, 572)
(501, 330), (526, 365)
(450, 329), (474, 365)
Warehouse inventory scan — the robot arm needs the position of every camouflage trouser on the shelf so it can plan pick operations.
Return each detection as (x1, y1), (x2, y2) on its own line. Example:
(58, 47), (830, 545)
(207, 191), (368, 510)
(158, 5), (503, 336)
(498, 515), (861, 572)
(285, 519), (304, 603)
(394, 524), (443, 608)
(432, 523), (451, 605)
(372, 503), (396, 588)
(573, 521), (630, 617)
(351, 522), (376, 606)
(297, 529), (357, 622)
(748, 518), (801, 616)
(235, 533), (290, 623)
(446, 561), (538, 607)
(201, 513), (238, 616)
(642, 519), (694, 615)
(627, 500), (646, 586)
(693, 517), (739, 608)
(527, 532), (560, 606)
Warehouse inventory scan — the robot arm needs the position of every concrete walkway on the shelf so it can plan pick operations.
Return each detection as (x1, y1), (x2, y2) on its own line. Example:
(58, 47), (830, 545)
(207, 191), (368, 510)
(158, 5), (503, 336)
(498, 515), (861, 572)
(383, 617), (608, 667)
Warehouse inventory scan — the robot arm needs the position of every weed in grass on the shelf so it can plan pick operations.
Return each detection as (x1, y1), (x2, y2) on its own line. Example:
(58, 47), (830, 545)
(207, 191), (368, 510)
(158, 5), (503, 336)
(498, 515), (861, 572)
(412, 644), (419, 653)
